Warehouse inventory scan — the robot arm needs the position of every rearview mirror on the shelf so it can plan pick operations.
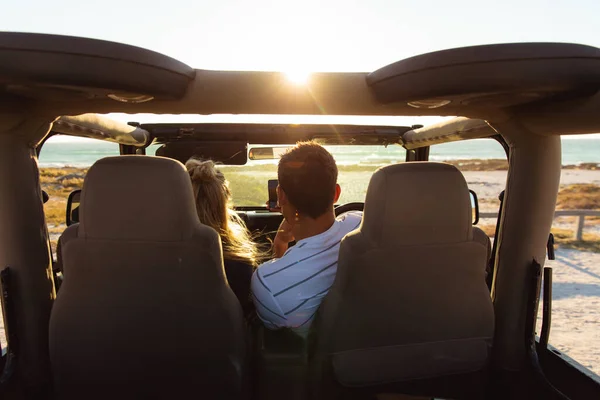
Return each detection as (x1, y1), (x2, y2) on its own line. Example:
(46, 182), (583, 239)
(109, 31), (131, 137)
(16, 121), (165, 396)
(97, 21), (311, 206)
(66, 189), (81, 226)
(248, 146), (291, 161)
(470, 189), (479, 225)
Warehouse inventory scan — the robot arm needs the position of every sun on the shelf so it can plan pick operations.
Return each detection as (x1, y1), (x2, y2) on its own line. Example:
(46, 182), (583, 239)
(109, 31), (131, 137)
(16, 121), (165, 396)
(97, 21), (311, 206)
(285, 70), (311, 85)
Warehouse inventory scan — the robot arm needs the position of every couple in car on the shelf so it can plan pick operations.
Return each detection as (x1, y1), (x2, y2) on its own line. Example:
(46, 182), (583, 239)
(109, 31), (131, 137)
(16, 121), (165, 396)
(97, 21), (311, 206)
(186, 141), (362, 336)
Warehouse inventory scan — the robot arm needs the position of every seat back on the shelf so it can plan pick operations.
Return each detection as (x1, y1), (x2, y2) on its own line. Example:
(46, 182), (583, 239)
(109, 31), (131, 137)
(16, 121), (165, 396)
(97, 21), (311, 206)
(314, 162), (494, 396)
(50, 156), (246, 399)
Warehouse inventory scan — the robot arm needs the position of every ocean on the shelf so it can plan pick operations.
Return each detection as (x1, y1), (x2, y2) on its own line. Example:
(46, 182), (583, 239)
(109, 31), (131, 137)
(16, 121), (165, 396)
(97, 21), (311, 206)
(38, 137), (600, 168)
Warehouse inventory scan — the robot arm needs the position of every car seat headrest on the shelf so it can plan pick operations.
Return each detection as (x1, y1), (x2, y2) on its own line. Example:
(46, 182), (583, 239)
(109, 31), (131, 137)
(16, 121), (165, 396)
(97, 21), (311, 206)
(79, 156), (200, 241)
(361, 162), (473, 246)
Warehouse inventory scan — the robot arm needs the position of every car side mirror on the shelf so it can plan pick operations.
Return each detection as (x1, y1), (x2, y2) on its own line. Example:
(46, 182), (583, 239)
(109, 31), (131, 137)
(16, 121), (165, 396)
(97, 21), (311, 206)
(470, 189), (479, 225)
(66, 189), (81, 226)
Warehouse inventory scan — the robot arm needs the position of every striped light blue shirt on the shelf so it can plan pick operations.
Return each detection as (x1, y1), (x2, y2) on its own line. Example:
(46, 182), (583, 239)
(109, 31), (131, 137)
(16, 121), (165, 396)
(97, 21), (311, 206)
(251, 211), (362, 336)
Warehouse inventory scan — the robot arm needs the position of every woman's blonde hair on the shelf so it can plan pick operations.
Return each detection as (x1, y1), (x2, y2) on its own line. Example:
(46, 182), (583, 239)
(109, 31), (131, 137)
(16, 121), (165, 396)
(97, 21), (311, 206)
(185, 158), (261, 267)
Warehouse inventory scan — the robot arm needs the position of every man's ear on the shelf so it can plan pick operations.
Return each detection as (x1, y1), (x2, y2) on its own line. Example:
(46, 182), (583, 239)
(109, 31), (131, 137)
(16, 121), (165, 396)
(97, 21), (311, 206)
(277, 185), (288, 206)
(333, 184), (341, 204)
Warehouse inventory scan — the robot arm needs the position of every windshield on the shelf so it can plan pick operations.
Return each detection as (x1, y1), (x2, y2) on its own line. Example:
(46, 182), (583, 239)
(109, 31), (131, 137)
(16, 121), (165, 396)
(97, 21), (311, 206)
(219, 145), (406, 206)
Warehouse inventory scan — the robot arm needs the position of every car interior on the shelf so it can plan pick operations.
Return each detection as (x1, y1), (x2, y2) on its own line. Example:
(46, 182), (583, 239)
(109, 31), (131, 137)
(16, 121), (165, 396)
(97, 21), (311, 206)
(0, 32), (599, 399)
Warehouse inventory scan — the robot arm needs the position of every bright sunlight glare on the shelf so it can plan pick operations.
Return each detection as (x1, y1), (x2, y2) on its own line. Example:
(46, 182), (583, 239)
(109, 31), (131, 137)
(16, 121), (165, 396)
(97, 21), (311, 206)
(285, 70), (311, 85)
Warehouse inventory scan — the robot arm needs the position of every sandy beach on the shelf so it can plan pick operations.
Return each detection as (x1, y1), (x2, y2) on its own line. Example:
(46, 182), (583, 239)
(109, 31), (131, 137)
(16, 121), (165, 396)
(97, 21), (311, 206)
(1, 165), (599, 376)
(541, 249), (600, 373)
(467, 169), (600, 211)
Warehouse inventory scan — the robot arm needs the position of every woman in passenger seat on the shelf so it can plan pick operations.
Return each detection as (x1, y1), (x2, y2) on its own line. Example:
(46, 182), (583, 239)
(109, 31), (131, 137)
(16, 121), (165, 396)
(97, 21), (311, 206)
(186, 158), (263, 317)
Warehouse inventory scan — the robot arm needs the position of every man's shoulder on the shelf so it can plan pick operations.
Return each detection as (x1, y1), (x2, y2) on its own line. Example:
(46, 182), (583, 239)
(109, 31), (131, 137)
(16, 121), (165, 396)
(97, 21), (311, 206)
(255, 257), (284, 275)
(337, 211), (363, 230)
(255, 243), (315, 280)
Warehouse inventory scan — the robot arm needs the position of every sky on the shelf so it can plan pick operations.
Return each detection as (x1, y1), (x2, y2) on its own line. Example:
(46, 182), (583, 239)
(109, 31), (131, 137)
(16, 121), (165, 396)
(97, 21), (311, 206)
(2, 0), (600, 132)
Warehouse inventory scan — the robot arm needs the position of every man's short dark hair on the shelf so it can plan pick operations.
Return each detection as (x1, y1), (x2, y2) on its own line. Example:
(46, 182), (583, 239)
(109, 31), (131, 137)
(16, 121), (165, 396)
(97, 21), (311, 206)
(278, 141), (338, 219)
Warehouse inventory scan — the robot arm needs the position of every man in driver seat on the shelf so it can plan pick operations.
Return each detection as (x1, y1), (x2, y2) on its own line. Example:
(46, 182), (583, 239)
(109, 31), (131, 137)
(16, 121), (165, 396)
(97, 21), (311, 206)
(251, 141), (362, 336)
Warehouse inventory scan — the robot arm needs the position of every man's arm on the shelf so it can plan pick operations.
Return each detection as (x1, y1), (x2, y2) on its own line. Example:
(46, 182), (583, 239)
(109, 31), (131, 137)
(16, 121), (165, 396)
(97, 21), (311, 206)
(250, 269), (287, 330)
(272, 218), (295, 258)
(272, 240), (288, 259)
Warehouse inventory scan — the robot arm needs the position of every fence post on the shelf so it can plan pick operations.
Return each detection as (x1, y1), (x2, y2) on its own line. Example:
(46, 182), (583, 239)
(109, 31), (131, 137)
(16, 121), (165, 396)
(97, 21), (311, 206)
(576, 215), (585, 241)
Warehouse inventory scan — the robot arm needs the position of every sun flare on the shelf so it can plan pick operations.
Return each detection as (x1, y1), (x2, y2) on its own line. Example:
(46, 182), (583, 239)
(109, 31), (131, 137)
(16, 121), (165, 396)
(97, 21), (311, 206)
(285, 70), (311, 85)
